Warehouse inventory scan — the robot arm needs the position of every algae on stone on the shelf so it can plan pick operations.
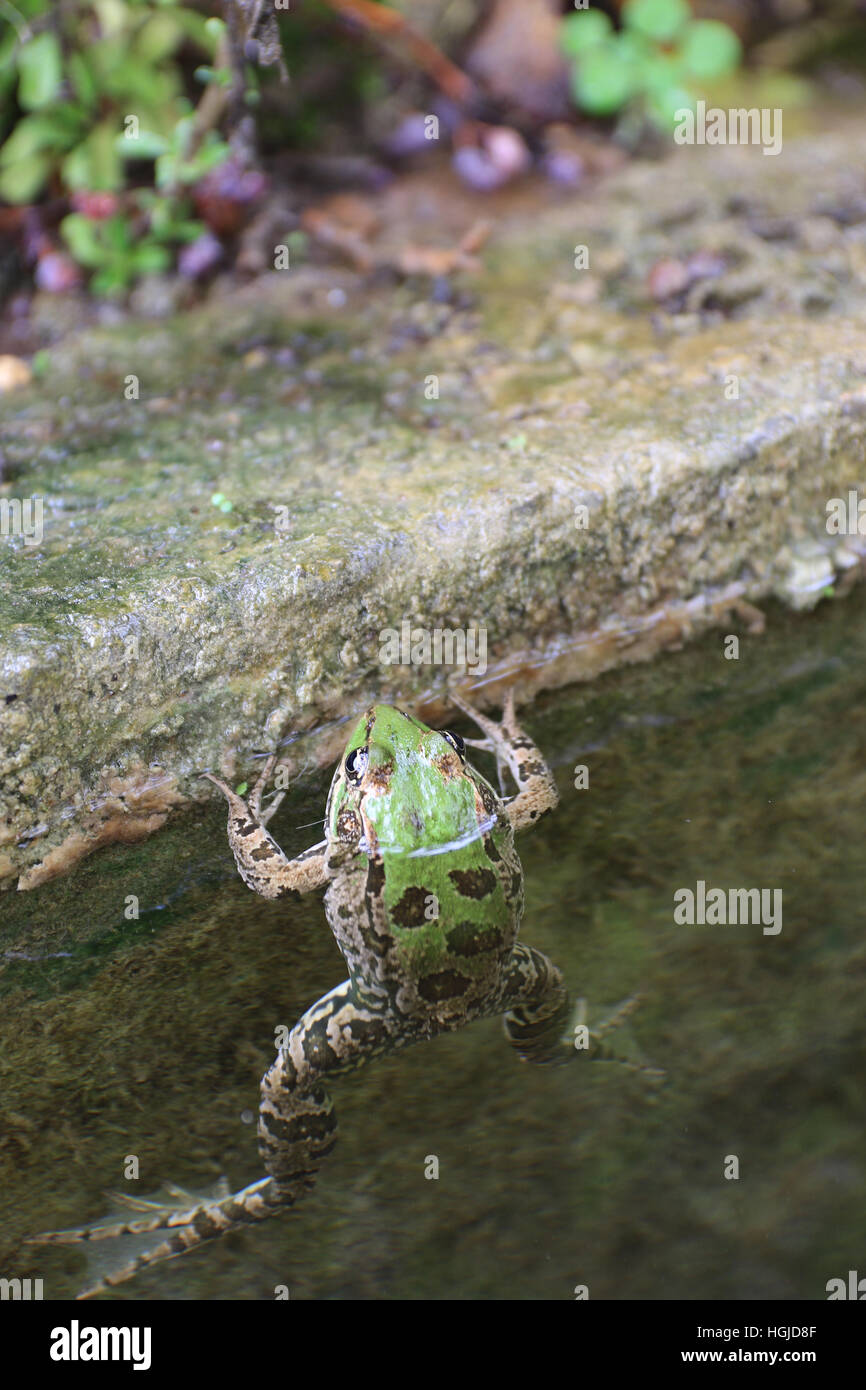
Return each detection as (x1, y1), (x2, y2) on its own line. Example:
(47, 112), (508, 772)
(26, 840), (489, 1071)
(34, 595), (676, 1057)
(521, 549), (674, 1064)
(2, 116), (866, 890)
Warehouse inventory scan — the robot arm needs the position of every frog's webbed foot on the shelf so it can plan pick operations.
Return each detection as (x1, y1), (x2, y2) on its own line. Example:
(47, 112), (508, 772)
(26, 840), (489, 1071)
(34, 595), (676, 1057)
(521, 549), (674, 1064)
(200, 770), (330, 898)
(450, 689), (558, 830)
(27, 983), (396, 1297)
(571, 995), (666, 1084)
(25, 1176), (282, 1299)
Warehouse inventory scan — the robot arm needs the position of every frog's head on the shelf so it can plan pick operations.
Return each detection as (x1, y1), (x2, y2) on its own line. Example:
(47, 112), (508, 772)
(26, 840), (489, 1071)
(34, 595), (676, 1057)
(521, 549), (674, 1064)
(325, 704), (491, 856)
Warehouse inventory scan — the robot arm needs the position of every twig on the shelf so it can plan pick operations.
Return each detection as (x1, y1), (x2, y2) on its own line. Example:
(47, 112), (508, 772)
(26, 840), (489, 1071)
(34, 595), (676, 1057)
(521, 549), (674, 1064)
(321, 0), (474, 106)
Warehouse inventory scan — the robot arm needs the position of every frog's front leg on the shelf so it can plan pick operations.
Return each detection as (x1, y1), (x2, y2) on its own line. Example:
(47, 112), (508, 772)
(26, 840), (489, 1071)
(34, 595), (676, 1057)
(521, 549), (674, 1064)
(27, 981), (394, 1297)
(201, 770), (332, 898)
(451, 690), (558, 831)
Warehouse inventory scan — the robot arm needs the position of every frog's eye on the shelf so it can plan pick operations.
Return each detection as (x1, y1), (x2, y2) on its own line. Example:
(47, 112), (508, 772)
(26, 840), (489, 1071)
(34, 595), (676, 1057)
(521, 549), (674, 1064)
(441, 730), (465, 761)
(344, 747), (369, 784)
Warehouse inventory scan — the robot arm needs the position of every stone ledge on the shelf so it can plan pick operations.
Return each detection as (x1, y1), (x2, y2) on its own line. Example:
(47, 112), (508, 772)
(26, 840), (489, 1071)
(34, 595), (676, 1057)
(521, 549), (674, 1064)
(2, 116), (866, 889)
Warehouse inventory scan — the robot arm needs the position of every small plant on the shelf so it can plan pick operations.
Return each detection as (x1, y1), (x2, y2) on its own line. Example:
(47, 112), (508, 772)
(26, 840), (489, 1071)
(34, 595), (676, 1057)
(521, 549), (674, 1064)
(59, 208), (170, 296)
(0, 2), (264, 294)
(0, 1), (225, 204)
(119, 115), (232, 194)
(561, 0), (742, 130)
(59, 181), (210, 299)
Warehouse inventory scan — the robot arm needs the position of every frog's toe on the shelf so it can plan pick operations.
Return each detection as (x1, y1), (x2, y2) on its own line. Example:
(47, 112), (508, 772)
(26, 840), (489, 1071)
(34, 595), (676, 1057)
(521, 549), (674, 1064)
(571, 996), (666, 1084)
(451, 688), (521, 740)
(450, 691), (498, 738)
(26, 1176), (238, 1246)
(500, 687), (518, 730)
(199, 770), (246, 809)
(26, 1177), (279, 1298)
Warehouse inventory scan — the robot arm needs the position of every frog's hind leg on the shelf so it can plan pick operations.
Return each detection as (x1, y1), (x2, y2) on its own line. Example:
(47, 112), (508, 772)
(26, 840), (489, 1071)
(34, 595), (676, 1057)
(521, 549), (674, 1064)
(451, 690), (558, 831)
(498, 943), (572, 1065)
(26, 982), (393, 1296)
(498, 948), (664, 1079)
(257, 979), (394, 1192)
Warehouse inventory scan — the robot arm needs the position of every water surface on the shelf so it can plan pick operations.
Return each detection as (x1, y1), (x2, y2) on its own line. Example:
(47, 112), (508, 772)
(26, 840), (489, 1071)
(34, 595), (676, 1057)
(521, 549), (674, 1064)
(2, 591), (864, 1299)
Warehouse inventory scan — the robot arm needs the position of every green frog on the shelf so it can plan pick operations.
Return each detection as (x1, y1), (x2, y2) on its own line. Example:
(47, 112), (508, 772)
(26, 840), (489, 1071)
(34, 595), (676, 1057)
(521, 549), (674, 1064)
(29, 693), (643, 1296)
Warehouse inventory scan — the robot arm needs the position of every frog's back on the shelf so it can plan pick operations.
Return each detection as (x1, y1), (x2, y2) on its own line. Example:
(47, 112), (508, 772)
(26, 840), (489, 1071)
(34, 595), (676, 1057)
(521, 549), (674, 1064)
(326, 795), (523, 1025)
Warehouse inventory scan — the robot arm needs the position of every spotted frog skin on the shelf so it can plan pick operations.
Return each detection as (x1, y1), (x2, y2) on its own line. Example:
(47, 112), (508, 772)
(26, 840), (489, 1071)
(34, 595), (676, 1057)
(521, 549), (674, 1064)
(30, 694), (608, 1295)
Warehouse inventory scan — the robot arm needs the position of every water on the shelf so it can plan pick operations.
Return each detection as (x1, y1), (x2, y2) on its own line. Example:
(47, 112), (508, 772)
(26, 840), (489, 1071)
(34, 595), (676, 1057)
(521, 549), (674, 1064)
(2, 591), (864, 1299)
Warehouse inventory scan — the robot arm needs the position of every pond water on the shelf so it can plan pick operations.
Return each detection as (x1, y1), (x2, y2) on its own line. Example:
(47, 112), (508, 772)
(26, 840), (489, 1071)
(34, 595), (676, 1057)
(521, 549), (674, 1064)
(3, 589), (864, 1300)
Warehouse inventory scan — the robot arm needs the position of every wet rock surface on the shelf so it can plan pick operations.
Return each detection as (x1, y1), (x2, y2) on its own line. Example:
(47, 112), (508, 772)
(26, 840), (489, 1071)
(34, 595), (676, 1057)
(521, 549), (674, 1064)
(2, 111), (866, 890)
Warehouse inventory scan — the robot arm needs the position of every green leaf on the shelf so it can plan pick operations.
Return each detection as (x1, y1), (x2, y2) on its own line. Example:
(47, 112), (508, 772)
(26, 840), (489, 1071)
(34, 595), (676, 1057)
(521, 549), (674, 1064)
(89, 121), (124, 190)
(91, 265), (129, 297)
(560, 10), (614, 58)
(647, 82), (696, 128)
(51, 101), (92, 142)
(1, 112), (77, 162)
(137, 188), (202, 242)
(154, 150), (176, 190)
(616, 30), (654, 68)
(679, 20), (742, 82)
(68, 52), (99, 108)
(622, 0), (691, 44)
(61, 142), (92, 191)
(62, 125), (123, 194)
(189, 137), (230, 177)
(117, 129), (171, 160)
(573, 42), (637, 116)
(18, 31), (63, 110)
(131, 242), (171, 274)
(105, 214), (132, 252)
(0, 28), (18, 75)
(0, 149), (51, 202)
(91, 0), (130, 35)
(172, 9), (218, 53)
(0, 109), (87, 202)
(0, 31), (19, 106)
(60, 213), (105, 268)
(136, 13), (183, 63)
(157, 214), (202, 242)
(641, 51), (685, 95)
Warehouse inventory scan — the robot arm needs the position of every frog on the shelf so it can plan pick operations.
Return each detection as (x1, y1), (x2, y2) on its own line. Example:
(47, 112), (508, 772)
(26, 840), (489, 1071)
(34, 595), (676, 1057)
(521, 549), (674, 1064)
(28, 692), (645, 1296)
